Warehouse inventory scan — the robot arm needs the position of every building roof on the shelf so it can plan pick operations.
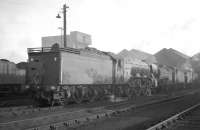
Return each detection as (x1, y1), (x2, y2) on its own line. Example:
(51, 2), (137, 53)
(167, 48), (190, 59)
(117, 48), (153, 61)
(144, 55), (157, 64)
(154, 48), (190, 69)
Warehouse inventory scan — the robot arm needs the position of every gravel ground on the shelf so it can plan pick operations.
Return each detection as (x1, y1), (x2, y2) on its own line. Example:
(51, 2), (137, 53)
(69, 92), (200, 130)
(0, 95), (165, 123)
(164, 104), (200, 130)
(0, 87), (199, 129)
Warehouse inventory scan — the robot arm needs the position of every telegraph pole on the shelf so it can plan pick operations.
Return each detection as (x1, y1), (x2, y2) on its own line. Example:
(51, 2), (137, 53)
(56, 4), (69, 48)
(63, 4), (67, 48)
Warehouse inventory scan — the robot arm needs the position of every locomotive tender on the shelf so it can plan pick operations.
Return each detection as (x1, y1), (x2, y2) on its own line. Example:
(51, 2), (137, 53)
(28, 45), (114, 85)
(27, 45), (118, 104)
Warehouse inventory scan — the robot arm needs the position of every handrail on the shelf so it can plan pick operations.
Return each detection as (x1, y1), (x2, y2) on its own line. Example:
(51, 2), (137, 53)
(27, 47), (80, 54)
(27, 47), (118, 59)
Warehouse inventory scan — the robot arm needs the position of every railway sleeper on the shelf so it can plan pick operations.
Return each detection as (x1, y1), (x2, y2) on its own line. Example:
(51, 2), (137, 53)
(174, 123), (200, 129)
(177, 120), (200, 125)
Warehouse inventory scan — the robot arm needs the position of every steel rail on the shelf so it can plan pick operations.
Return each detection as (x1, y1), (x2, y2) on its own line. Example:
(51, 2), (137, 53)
(146, 102), (200, 130)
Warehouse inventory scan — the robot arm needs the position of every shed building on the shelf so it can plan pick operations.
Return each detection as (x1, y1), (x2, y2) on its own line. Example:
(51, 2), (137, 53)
(42, 31), (92, 49)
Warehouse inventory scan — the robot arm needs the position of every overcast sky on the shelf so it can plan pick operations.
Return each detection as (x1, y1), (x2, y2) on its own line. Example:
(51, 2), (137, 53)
(1, 0), (200, 62)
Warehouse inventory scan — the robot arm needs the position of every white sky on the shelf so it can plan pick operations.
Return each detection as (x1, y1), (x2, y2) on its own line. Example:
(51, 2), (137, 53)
(1, 0), (200, 62)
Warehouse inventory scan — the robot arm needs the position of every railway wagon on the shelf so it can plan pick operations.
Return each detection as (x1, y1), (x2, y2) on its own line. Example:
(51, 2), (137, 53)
(0, 59), (26, 95)
(27, 45), (116, 104)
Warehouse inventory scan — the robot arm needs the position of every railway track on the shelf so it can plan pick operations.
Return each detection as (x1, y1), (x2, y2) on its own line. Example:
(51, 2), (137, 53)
(0, 96), (157, 121)
(0, 91), (196, 130)
(67, 89), (200, 130)
(0, 88), (199, 130)
(146, 102), (200, 130)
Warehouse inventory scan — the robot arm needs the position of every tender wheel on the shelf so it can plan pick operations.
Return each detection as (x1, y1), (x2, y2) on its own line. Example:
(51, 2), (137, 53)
(133, 87), (141, 96)
(95, 86), (105, 100)
(72, 86), (83, 104)
(63, 88), (71, 105)
(87, 87), (97, 102)
(145, 88), (152, 96)
(115, 85), (122, 97)
(126, 87), (135, 99)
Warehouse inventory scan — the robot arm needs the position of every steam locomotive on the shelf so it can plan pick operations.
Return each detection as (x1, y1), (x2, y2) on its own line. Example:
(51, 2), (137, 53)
(26, 44), (191, 105)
